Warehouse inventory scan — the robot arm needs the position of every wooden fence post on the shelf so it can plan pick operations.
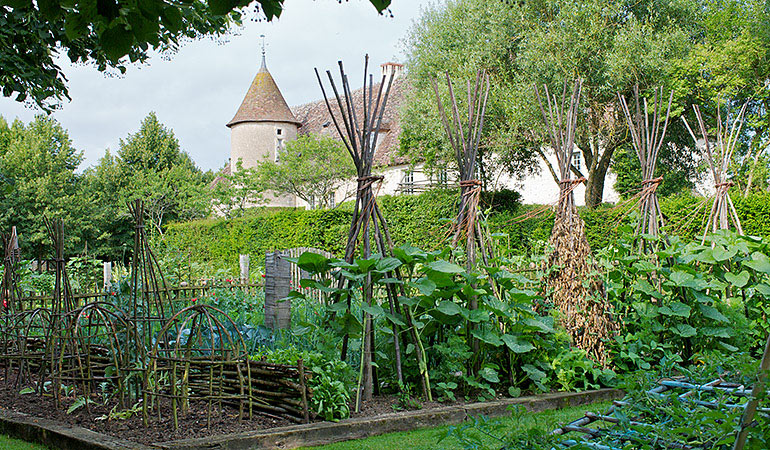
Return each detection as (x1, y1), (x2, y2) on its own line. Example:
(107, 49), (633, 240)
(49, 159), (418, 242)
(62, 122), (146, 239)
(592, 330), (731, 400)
(103, 261), (112, 291)
(264, 251), (291, 330)
(239, 254), (250, 284)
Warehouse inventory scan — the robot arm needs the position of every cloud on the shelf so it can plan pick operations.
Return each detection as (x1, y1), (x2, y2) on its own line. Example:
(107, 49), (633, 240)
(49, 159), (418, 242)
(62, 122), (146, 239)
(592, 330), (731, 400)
(0, 0), (432, 171)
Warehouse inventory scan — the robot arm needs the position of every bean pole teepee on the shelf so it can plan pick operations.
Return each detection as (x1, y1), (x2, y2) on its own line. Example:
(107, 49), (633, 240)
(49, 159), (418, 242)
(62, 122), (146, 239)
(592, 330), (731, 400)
(431, 70), (492, 265)
(682, 103), (747, 242)
(618, 85), (673, 248)
(315, 56), (430, 409)
(535, 80), (618, 367)
(431, 70), (493, 366)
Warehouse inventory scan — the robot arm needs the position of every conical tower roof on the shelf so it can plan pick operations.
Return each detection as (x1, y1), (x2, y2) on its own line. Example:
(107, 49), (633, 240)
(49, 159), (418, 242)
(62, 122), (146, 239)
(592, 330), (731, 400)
(227, 58), (301, 128)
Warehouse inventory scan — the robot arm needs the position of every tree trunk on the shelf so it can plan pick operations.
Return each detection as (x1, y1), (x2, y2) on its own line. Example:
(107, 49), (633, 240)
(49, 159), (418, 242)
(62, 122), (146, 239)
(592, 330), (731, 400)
(583, 144), (616, 209)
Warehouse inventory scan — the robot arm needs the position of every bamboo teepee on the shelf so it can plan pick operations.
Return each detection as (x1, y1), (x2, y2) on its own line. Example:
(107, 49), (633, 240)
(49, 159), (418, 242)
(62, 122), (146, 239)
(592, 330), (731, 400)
(535, 81), (618, 367)
(618, 85), (673, 247)
(315, 56), (429, 408)
(682, 103), (747, 242)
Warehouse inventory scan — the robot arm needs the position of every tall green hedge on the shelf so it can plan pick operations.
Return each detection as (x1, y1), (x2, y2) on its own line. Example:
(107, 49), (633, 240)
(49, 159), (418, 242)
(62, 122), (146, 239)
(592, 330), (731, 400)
(161, 191), (770, 274)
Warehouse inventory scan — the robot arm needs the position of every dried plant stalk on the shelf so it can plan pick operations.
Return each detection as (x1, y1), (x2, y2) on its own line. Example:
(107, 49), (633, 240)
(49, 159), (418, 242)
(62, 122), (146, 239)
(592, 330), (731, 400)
(535, 80), (619, 367)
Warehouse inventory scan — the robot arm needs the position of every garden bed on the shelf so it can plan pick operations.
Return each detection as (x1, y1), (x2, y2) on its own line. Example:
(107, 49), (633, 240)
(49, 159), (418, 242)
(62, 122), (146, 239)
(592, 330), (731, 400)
(0, 369), (621, 449)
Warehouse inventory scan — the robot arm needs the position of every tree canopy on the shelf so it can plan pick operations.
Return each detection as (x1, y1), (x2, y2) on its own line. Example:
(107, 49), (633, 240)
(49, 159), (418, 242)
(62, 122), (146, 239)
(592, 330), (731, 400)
(401, 0), (770, 207)
(1, 0), (393, 110)
(251, 134), (355, 209)
(0, 115), (86, 258)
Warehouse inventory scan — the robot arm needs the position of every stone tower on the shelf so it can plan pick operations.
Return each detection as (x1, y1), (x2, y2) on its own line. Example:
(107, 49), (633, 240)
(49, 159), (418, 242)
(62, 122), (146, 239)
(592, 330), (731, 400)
(227, 54), (301, 207)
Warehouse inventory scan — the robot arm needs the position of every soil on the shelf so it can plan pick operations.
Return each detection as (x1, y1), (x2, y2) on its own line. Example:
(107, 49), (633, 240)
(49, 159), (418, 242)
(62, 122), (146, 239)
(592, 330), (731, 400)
(0, 370), (460, 445)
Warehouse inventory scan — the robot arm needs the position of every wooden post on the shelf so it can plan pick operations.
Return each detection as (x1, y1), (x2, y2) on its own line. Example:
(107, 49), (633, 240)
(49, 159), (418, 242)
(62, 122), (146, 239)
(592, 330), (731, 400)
(103, 261), (112, 291)
(265, 251), (291, 330)
(239, 254), (250, 284)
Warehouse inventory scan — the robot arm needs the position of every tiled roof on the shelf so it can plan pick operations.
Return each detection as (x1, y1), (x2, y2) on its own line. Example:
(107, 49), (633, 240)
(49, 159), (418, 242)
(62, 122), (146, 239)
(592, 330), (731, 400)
(227, 59), (301, 127)
(291, 76), (409, 167)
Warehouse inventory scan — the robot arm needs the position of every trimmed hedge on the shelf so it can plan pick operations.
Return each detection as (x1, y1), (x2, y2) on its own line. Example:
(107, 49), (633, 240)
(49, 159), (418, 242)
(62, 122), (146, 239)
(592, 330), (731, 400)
(161, 191), (770, 274)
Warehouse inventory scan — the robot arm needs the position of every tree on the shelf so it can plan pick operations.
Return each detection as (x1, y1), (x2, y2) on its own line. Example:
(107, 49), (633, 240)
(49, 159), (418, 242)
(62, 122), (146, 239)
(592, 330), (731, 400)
(1, 0), (393, 111)
(668, 0), (770, 196)
(86, 112), (212, 246)
(211, 160), (263, 219)
(0, 115), (88, 258)
(252, 134), (355, 209)
(403, 0), (700, 207)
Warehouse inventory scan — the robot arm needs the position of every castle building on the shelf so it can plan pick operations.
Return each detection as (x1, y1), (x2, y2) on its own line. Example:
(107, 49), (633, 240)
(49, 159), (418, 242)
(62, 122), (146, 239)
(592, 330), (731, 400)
(226, 54), (301, 207)
(226, 57), (620, 209)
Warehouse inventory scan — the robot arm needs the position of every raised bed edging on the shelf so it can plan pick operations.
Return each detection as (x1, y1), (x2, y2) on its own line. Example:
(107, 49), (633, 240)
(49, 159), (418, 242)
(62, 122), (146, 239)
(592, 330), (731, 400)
(0, 388), (622, 450)
(0, 408), (153, 450)
(157, 388), (623, 450)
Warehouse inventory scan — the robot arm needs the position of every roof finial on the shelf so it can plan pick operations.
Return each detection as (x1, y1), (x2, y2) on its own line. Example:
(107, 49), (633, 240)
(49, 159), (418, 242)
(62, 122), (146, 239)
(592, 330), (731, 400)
(260, 34), (267, 69)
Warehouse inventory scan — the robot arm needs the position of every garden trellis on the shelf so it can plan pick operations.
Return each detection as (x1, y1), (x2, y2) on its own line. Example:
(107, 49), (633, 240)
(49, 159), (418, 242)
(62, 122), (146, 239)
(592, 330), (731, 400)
(431, 70), (492, 266)
(431, 69), (494, 367)
(0, 202), (313, 429)
(535, 80), (618, 367)
(682, 103), (747, 242)
(315, 55), (429, 407)
(618, 85), (673, 247)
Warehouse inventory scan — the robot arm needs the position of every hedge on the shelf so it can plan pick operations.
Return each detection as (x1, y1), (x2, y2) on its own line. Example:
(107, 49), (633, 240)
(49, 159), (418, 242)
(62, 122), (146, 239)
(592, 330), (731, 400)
(160, 191), (770, 274)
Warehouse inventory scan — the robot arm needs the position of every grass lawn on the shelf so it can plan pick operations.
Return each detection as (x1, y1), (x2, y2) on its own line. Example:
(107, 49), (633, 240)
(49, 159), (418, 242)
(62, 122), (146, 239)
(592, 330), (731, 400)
(0, 435), (47, 449)
(0, 401), (608, 450)
(300, 401), (610, 450)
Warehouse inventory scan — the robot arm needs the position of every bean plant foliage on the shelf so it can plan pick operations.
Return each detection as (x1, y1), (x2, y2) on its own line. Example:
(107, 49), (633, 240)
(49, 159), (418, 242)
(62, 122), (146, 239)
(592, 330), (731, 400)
(287, 245), (612, 402)
(601, 227), (770, 371)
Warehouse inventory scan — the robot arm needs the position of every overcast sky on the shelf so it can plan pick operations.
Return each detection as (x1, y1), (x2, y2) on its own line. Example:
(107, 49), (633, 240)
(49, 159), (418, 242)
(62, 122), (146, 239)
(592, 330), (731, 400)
(0, 0), (436, 172)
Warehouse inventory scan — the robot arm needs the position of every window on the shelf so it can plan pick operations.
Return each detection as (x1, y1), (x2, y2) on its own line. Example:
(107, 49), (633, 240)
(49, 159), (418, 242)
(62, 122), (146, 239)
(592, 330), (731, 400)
(276, 128), (282, 136)
(572, 151), (582, 171)
(437, 169), (448, 186)
(402, 170), (415, 195)
(275, 138), (284, 162)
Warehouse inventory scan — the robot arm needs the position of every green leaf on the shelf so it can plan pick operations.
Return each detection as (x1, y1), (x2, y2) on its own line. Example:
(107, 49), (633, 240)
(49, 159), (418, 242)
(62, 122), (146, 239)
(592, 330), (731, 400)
(471, 329), (503, 346)
(501, 335), (535, 353)
(745, 252), (770, 274)
(361, 304), (384, 317)
(659, 302), (691, 318)
(412, 278), (436, 296)
(209, 0), (238, 15)
(368, 0), (392, 13)
(724, 270), (750, 288)
(466, 309), (489, 323)
(756, 283), (770, 297)
(427, 260), (464, 274)
(712, 245), (738, 262)
(160, 6), (183, 33)
(698, 304), (729, 323)
(522, 317), (554, 333)
(100, 24), (134, 61)
(701, 327), (731, 338)
(375, 257), (402, 273)
(668, 270), (695, 287)
(295, 251), (330, 273)
(522, 364), (546, 382)
(479, 367), (500, 384)
(672, 324), (697, 337)
(436, 300), (461, 316)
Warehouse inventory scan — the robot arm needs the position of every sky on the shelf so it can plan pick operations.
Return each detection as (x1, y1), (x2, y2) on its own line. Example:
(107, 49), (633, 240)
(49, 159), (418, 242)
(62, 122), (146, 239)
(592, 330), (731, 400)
(0, 0), (436, 172)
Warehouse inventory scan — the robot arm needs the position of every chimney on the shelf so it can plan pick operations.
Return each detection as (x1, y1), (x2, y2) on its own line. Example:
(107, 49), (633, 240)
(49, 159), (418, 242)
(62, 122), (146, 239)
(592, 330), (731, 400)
(381, 62), (404, 82)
